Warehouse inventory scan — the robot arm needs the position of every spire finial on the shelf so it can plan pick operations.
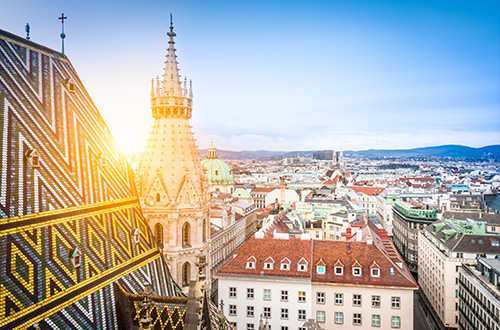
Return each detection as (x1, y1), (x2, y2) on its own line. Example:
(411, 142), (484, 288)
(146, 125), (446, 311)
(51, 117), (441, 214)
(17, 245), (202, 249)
(25, 23), (30, 40)
(168, 13), (176, 37)
(189, 79), (193, 98)
(58, 13), (67, 55)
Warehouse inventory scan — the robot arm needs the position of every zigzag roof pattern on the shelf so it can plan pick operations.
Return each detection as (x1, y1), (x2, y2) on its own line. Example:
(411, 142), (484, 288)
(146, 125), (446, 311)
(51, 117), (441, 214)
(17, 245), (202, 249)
(0, 27), (230, 330)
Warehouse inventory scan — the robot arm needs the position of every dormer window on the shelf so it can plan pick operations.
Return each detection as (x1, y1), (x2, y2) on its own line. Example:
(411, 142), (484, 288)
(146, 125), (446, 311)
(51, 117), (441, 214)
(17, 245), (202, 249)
(133, 228), (140, 244)
(353, 267), (362, 276)
(246, 256), (256, 269)
(264, 257), (274, 270)
(297, 258), (308, 272)
(280, 258), (290, 270)
(65, 78), (76, 93)
(69, 247), (81, 269)
(25, 149), (40, 168)
(390, 267), (395, 275)
(334, 259), (344, 276)
(370, 261), (381, 278)
(316, 258), (326, 275)
(352, 260), (362, 277)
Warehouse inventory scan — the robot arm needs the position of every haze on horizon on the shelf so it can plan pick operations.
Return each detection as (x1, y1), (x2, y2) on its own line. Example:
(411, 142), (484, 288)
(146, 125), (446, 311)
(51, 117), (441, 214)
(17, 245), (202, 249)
(2, 0), (499, 153)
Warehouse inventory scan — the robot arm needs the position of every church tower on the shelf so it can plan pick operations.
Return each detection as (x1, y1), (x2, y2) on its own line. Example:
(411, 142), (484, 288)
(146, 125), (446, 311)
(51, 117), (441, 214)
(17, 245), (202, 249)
(137, 16), (210, 290)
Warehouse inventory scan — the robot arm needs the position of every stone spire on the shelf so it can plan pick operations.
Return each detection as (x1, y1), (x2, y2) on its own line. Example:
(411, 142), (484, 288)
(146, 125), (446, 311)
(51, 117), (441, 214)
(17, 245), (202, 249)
(138, 18), (210, 290)
(150, 14), (193, 120)
(163, 13), (182, 97)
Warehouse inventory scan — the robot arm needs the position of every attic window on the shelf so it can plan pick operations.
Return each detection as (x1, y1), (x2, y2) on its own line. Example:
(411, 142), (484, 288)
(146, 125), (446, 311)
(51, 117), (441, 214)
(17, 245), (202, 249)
(317, 265), (325, 275)
(390, 267), (395, 275)
(335, 266), (344, 276)
(246, 256), (256, 269)
(25, 149), (40, 168)
(371, 268), (380, 278)
(297, 258), (308, 272)
(133, 228), (140, 244)
(280, 258), (290, 270)
(352, 267), (362, 277)
(492, 240), (499, 247)
(69, 247), (81, 269)
(264, 257), (274, 270)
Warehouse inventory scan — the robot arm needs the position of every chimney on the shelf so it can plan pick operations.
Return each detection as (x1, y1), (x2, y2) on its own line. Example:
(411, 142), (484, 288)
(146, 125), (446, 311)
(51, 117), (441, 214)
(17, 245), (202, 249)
(366, 235), (373, 245)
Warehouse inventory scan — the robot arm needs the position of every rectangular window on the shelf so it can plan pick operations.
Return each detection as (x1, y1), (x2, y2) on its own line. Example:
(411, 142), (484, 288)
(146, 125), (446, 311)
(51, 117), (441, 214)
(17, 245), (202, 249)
(281, 327), (288, 330)
(335, 293), (343, 305)
(372, 295), (380, 307)
(247, 288), (254, 299)
(392, 297), (400, 309)
(229, 304), (237, 316)
(263, 307), (271, 318)
(247, 306), (254, 317)
(229, 287), (237, 298)
(298, 309), (306, 321)
(316, 292), (325, 304)
(391, 316), (401, 328)
(281, 290), (288, 301)
(264, 289), (271, 301)
(372, 314), (381, 327)
(353, 313), (362, 325)
(317, 311), (325, 323)
(335, 266), (343, 276)
(353, 267), (362, 277)
(334, 312), (343, 324)
(246, 324), (254, 330)
(371, 268), (380, 277)
(317, 265), (325, 274)
(353, 294), (362, 306)
(298, 291), (306, 303)
(281, 308), (288, 319)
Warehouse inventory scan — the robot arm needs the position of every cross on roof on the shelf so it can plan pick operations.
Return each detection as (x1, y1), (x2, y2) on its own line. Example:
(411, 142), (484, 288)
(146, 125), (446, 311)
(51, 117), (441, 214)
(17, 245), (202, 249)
(59, 13), (67, 23)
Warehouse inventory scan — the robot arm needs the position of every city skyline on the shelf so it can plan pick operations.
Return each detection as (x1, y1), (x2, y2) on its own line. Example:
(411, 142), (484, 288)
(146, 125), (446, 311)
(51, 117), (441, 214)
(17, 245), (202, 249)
(2, 0), (499, 153)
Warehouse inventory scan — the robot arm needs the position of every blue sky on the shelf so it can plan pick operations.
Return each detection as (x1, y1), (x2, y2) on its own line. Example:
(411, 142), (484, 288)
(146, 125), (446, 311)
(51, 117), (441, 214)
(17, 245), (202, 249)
(2, 0), (499, 152)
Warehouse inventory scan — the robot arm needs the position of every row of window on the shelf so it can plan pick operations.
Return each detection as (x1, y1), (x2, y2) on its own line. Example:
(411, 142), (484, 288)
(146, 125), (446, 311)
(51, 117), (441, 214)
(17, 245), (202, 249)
(229, 287), (401, 309)
(231, 314), (401, 329)
(246, 256), (387, 277)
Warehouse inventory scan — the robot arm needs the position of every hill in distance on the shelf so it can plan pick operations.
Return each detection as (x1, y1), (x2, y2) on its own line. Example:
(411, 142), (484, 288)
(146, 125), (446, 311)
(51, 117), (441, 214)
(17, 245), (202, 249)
(198, 144), (500, 160)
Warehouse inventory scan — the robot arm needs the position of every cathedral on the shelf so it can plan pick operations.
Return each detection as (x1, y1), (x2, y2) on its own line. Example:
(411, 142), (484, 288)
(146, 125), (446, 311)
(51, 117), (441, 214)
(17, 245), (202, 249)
(137, 19), (211, 291)
(0, 19), (233, 329)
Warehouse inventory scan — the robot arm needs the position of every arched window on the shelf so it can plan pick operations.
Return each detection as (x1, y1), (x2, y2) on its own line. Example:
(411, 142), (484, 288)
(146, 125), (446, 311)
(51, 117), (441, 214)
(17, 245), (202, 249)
(155, 223), (163, 248)
(182, 262), (191, 287)
(182, 222), (191, 247)
(156, 193), (161, 202)
(203, 219), (207, 243)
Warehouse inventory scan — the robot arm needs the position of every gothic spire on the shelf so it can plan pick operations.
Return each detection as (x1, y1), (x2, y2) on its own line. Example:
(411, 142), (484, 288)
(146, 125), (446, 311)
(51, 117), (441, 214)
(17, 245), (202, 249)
(162, 13), (182, 97)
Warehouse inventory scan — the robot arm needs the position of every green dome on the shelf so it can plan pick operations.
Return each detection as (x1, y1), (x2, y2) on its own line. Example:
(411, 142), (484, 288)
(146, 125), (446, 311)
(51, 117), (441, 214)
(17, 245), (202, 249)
(201, 158), (235, 185)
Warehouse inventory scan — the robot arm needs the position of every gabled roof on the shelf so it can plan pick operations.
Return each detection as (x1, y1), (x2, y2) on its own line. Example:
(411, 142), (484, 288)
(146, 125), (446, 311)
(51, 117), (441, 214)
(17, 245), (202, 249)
(348, 186), (386, 196)
(217, 237), (312, 279)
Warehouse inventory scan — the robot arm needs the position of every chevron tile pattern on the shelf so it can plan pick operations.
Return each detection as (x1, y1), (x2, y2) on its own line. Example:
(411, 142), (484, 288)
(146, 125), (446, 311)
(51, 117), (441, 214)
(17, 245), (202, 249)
(0, 29), (185, 329)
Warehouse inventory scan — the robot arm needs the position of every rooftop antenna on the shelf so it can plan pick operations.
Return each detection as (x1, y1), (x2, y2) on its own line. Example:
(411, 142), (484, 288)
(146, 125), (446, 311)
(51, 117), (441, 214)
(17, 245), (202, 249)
(25, 23), (30, 40)
(58, 13), (67, 55)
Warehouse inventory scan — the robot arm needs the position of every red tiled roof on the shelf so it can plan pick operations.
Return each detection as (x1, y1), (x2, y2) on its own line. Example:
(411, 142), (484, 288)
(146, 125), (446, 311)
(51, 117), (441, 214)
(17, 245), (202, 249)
(217, 234), (417, 288)
(253, 187), (277, 193)
(348, 186), (386, 196)
(312, 240), (416, 287)
(323, 179), (334, 185)
(217, 237), (312, 279)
